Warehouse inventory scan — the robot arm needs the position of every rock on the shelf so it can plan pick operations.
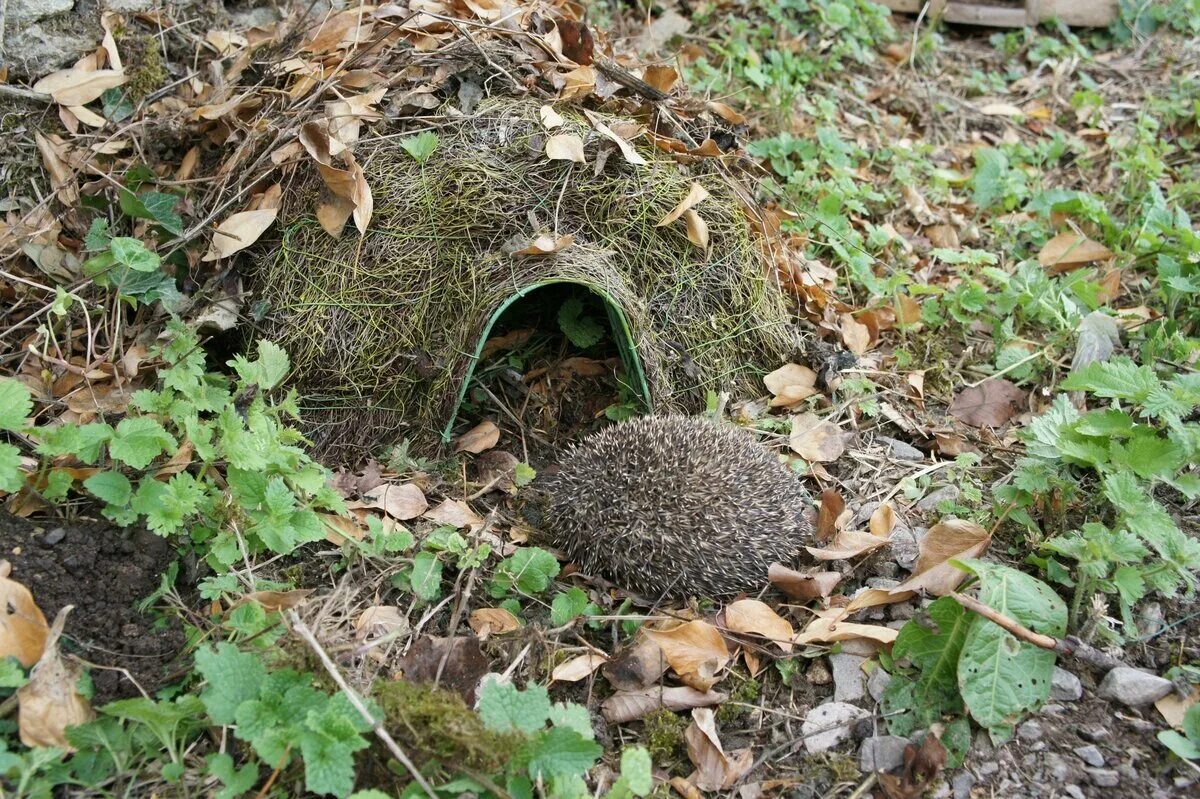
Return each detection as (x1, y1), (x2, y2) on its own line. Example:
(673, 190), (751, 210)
(859, 735), (908, 772)
(951, 772), (976, 799)
(890, 525), (924, 570)
(977, 761), (999, 777)
(1045, 753), (1074, 782)
(40, 527), (66, 546)
(105, 0), (154, 10)
(867, 665), (892, 702)
(1050, 667), (1083, 701)
(830, 653), (867, 702)
(1017, 720), (1044, 741)
(1074, 745), (1105, 767)
(866, 577), (900, 590)
(1086, 768), (1120, 788)
(916, 485), (960, 511)
(1137, 602), (1166, 638)
(1064, 785), (1085, 799)
(1097, 667), (1172, 707)
(878, 436), (925, 461)
(1040, 703), (1067, 716)
(807, 660), (831, 686)
(8, 0), (73, 24)
(802, 702), (870, 754)
(3, 21), (96, 78)
(1079, 725), (1111, 742)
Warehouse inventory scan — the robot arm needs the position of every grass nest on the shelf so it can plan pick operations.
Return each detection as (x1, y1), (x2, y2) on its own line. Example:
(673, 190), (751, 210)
(257, 98), (798, 458)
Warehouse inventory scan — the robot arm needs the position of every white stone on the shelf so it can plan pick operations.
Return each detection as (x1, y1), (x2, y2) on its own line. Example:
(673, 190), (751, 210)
(8, 0), (73, 25)
(829, 653), (867, 702)
(1097, 667), (1172, 707)
(867, 665), (892, 702)
(801, 702), (870, 754)
(1050, 666), (1083, 701)
(860, 735), (908, 772)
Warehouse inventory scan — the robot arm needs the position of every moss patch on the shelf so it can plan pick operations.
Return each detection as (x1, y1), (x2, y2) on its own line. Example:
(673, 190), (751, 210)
(642, 708), (688, 770)
(256, 98), (798, 457)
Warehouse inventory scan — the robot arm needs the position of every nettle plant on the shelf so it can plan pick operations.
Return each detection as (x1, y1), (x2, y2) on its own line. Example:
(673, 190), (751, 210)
(0, 322), (345, 569)
(998, 357), (1200, 633)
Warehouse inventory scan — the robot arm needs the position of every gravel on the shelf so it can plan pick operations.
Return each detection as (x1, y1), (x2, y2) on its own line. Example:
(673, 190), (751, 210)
(1096, 667), (1173, 707)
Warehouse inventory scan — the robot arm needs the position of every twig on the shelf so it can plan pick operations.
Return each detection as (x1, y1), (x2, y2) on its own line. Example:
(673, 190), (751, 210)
(253, 745), (292, 799)
(947, 591), (1127, 672)
(0, 84), (50, 103)
(287, 610), (438, 799)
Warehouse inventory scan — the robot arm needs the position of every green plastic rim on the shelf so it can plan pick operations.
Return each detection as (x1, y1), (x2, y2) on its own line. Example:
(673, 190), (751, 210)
(441, 280), (652, 443)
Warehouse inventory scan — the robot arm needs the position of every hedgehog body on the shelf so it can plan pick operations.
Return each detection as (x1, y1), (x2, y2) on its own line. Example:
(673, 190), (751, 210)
(542, 415), (812, 599)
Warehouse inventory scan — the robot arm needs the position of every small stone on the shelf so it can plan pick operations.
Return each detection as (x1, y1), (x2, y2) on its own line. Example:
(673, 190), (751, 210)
(866, 577), (900, 590)
(874, 561), (899, 579)
(1074, 745), (1105, 767)
(977, 761), (999, 777)
(916, 485), (960, 511)
(1064, 786), (1085, 799)
(890, 600), (917, 620)
(867, 665), (892, 702)
(807, 660), (831, 686)
(1086, 768), (1120, 788)
(1079, 725), (1111, 742)
(802, 702), (871, 754)
(1040, 703), (1067, 716)
(830, 653), (867, 702)
(951, 772), (975, 799)
(859, 735), (908, 773)
(8, 0), (72, 24)
(1137, 602), (1165, 638)
(1017, 720), (1043, 741)
(40, 527), (66, 546)
(879, 436), (925, 462)
(1050, 666), (1083, 701)
(1097, 667), (1173, 707)
(1044, 753), (1074, 782)
(890, 526), (923, 571)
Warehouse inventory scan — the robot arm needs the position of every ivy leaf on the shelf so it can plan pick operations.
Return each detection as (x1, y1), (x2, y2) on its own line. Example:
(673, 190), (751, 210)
(83, 471), (133, 507)
(955, 560), (1067, 733)
(109, 417), (176, 469)
(109, 237), (162, 273)
(477, 677), (551, 734)
(195, 643), (267, 725)
(0, 379), (33, 431)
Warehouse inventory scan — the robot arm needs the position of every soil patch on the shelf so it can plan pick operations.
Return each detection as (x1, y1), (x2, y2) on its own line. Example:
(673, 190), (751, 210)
(0, 511), (187, 703)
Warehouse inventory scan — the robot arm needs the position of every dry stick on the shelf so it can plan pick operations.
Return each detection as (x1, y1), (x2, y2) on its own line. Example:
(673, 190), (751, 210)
(947, 591), (1127, 672)
(287, 610), (438, 799)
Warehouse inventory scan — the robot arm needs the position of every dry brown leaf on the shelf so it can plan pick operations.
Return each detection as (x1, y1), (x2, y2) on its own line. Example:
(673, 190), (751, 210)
(682, 209), (709, 249)
(723, 599), (793, 653)
(949, 379), (1025, 428)
(34, 133), (76, 204)
(816, 488), (845, 544)
(794, 611), (899, 645)
(33, 68), (127, 106)
(545, 133), (586, 163)
(1038, 232), (1114, 272)
(468, 607), (521, 637)
(349, 159), (373, 234)
(539, 105), (565, 129)
(978, 101), (1024, 117)
(551, 652), (608, 683)
(644, 620), (730, 692)
(844, 587), (915, 613)
(513, 234), (575, 256)
(767, 564), (842, 599)
(840, 313), (870, 355)
(1156, 686), (1200, 729)
(789, 413), (846, 462)
(0, 561), (49, 668)
(235, 589), (312, 613)
(657, 182), (709, 227)
(891, 519), (991, 596)
(601, 686), (728, 724)
(583, 109), (647, 166)
(603, 636), (669, 691)
(806, 528), (891, 561)
(707, 101), (745, 125)
(322, 512), (365, 545)
(685, 708), (754, 791)
(363, 483), (428, 521)
(455, 420), (500, 454)
(354, 606), (407, 640)
(424, 499), (483, 529)
(202, 208), (278, 261)
(763, 363), (819, 407)
(870, 503), (897, 538)
(895, 293), (922, 325)
(643, 64), (679, 94)
(18, 607), (94, 749)
(317, 198), (355, 238)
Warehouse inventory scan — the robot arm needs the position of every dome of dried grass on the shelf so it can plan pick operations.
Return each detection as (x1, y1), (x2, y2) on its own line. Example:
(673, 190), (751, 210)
(256, 99), (798, 457)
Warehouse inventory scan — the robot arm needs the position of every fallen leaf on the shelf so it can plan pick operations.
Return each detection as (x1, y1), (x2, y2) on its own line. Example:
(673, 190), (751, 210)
(602, 636), (669, 691)
(844, 587), (915, 613)
(513, 233), (575, 256)
(816, 488), (845, 544)
(794, 610), (898, 645)
(583, 109), (647, 166)
(18, 607), (94, 749)
(891, 519), (991, 596)
(350, 160), (373, 234)
(601, 686), (727, 724)
(424, 499), (483, 528)
(870, 503), (897, 538)
(764, 363), (819, 407)
(657, 182), (709, 227)
(545, 133), (586, 163)
(322, 512), (365, 544)
(644, 620), (730, 692)
(805, 528), (891, 561)
(1038, 232), (1114, 271)
(723, 599), (793, 653)
(948, 379), (1025, 428)
(879, 731), (948, 799)
(354, 606), (407, 640)
(1070, 311), (1120, 373)
(551, 652), (607, 683)
(235, 589), (312, 613)
(539, 105), (565, 129)
(685, 708), (754, 791)
(840, 313), (870, 355)
(767, 565), (842, 600)
(364, 483), (428, 520)
(978, 101), (1024, 117)
(895, 294), (922, 325)
(455, 420), (500, 454)
(33, 68), (127, 106)
(707, 101), (746, 125)
(468, 607), (521, 637)
(201, 207), (278, 261)
(395, 636), (489, 704)
(1156, 686), (1200, 729)
(789, 413), (847, 462)
(682, 209), (709, 249)
(0, 561), (49, 668)
(643, 64), (679, 94)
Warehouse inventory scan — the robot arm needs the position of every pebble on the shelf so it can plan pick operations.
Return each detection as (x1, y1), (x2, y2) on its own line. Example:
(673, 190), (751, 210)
(859, 735), (908, 772)
(1086, 768), (1120, 788)
(1045, 753), (1074, 782)
(829, 653), (867, 702)
(1050, 666), (1083, 701)
(1137, 602), (1166, 638)
(1063, 785), (1085, 799)
(1074, 744), (1105, 767)
(41, 526), (66, 546)
(1078, 725), (1111, 742)
(890, 526), (923, 570)
(1097, 667), (1173, 706)
(951, 771), (975, 799)
(879, 436), (925, 461)
(867, 665), (892, 702)
(802, 702), (871, 754)
(1017, 720), (1044, 742)
(1039, 703), (1067, 716)
(916, 485), (960, 511)
(977, 761), (999, 777)
(806, 660), (832, 686)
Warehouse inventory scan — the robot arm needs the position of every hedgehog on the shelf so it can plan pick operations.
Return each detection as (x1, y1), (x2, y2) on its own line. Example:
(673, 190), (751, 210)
(536, 415), (813, 599)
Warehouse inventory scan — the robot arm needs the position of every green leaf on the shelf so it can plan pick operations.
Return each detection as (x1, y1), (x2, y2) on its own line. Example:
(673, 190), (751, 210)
(971, 147), (1009, 210)
(84, 217), (112, 251)
(1074, 409), (1135, 438)
(399, 131), (439, 163)
(110, 237), (162, 272)
(477, 677), (551, 734)
(514, 462), (537, 487)
(409, 551), (443, 601)
(84, 471), (133, 507)
(1184, 704), (1200, 742)
(206, 752), (259, 799)
(299, 701), (370, 797)
(0, 443), (24, 493)
(525, 726), (602, 782)
(0, 657), (27, 688)
(549, 702), (594, 740)
(228, 340), (290, 390)
(619, 746), (653, 796)
(0, 378), (33, 431)
(490, 547), (561, 598)
(1061, 358), (1161, 404)
(109, 417), (176, 469)
(140, 192), (184, 235)
(955, 560), (1067, 732)
(557, 298), (605, 349)
(550, 587), (590, 626)
(195, 644), (267, 725)
(1158, 730), (1200, 760)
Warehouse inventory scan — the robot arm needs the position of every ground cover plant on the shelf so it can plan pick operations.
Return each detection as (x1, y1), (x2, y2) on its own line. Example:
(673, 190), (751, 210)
(0, 0), (1197, 797)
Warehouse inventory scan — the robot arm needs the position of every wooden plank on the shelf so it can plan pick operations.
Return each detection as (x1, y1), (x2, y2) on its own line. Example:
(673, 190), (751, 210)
(871, 0), (1117, 27)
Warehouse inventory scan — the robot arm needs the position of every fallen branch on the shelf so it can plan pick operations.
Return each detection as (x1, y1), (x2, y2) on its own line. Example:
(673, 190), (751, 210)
(948, 591), (1127, 672)
(287, 610), (438, 799)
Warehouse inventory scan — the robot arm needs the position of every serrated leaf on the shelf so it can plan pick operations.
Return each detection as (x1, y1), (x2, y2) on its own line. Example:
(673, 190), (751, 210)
(109, 418), (176, 469)
(557, 298), (605, 349)
(207, 752), (259, 799)
(550, 587), (590, 626)
(84, 218), (111, 251)
(478, 677), (551, 734)
(491, 547), (561, 598)
(525, 726), (602, 782)
(1061, 358), (1161, 404)
(0, 379), (33, 431)
(195, 644), (267, 725)
(409, 552), (443, 601)
(620, 746), (653, 795)
(83, 471), (132, 506)
(0, 443), (24, 493)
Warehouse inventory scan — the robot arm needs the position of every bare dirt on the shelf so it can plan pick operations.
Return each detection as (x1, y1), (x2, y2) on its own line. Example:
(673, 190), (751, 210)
(0, 511), (186, 703)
